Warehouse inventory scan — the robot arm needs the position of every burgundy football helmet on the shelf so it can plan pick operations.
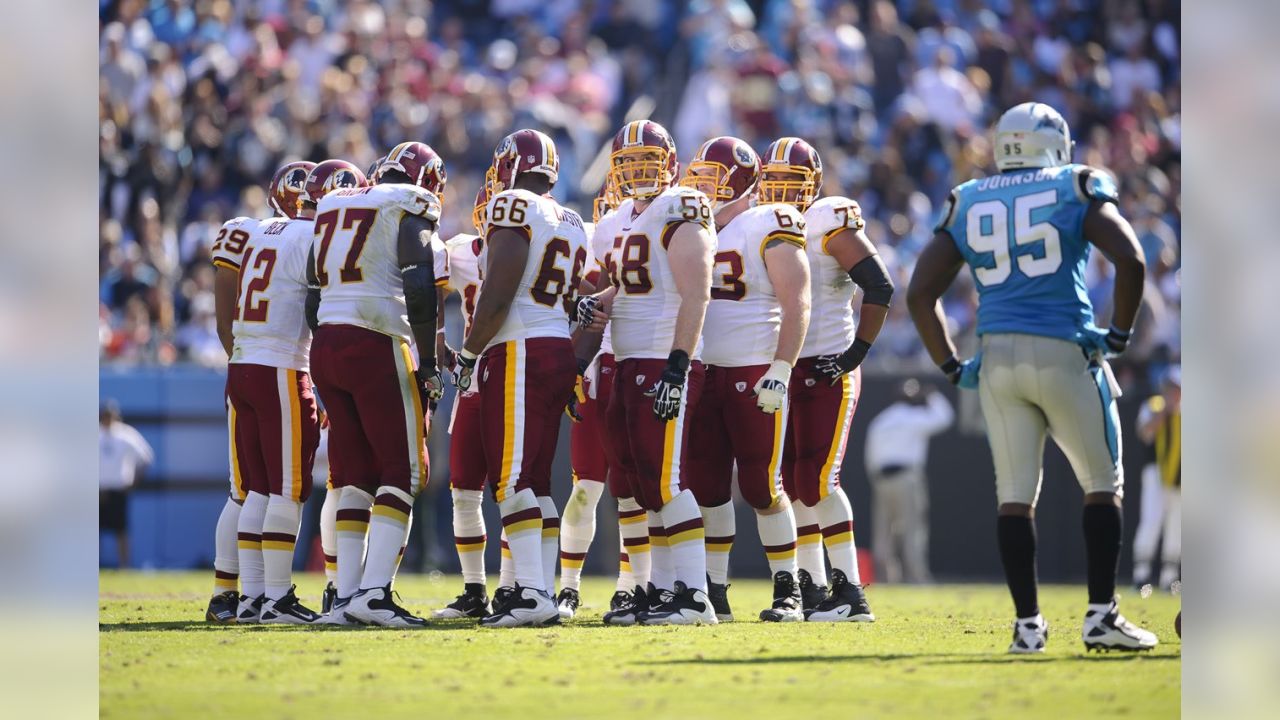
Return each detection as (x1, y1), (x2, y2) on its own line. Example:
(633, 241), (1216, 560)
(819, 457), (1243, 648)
(379, 142), (447, 195)
(364, 155), (385, 187)
(268, 160), (316, 219)
(680, 136), (760, 208)
(608, 120), (678, 200)
(301, 159), (365, 209)
(486, 129), (559, 196)
(472, 184), (490, 236)
(758, 137), (823, 211)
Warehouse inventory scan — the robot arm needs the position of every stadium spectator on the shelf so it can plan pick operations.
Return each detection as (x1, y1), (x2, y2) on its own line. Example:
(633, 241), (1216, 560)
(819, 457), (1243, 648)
(99, 400), (154, 568)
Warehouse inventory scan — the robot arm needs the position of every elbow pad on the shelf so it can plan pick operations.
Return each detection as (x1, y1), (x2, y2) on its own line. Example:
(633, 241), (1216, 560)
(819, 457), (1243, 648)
(848, 254), (894, 307)
(305, 287), (321, 332)
(402, 263), (437, 328)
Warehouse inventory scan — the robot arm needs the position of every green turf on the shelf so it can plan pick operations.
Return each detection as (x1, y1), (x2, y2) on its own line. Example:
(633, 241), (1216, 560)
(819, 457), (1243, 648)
(100, 571), (1179, 719)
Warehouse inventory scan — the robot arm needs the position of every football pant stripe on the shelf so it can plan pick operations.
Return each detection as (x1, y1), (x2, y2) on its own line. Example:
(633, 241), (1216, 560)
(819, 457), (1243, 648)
(228, 401), (245, 501)
(818, 372), (856, 499)
(497, 341), (525, 502)
(396, 339), (428, 491)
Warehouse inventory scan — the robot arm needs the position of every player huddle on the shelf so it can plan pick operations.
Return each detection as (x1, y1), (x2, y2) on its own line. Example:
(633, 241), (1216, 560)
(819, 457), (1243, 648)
(203, 102), (1161, 653)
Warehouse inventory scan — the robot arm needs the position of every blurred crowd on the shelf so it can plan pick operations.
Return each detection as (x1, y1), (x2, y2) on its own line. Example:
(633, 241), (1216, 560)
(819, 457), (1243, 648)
(99, 0), (1180, 381)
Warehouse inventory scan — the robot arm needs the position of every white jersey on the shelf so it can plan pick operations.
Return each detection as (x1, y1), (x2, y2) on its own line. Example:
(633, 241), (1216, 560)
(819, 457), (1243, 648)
(801, 196), (863, 357)
(605, 186), (715, 361)
(314, 183), (445, 343)
(211, 216), (259, 272)
(480, 189), (589, 347)
(585, 216), (616, 356)
(702, 203), (807, 367)
(444, 233), (482, 334)
(231, 217), (314, 371)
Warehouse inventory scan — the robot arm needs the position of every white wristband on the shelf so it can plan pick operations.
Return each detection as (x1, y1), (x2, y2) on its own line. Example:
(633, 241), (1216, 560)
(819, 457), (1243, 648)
(460, 348), (479, 362)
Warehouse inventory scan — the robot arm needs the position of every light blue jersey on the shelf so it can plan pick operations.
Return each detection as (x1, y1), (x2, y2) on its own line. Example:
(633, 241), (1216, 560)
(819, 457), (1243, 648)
(936, 163), (1118, 345)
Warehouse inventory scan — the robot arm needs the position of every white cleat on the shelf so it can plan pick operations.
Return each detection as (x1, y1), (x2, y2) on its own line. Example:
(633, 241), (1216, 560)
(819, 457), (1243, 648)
(1083, 600), (1158, 652)
(343, 585), (428, 628)
(479, 586), (560, 628)
(640, 582), (718, 626)
(315, 599), (359, 626)
(235, 595), (264, 625)
(259, 587), (321, 625)
(1008, 614), (1049, 654)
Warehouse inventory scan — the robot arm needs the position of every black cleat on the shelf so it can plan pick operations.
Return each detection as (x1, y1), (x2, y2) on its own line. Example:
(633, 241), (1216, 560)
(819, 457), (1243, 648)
(608, 590), (632, 613)
(798, 569), (829, 611)
(603, 585), (648, 626)
(492, 585), (516, 615)
(707, 577), (734, 623)
(759, 571), (804, 622)
(434, 583), (491, 619)
(556, 588), (581, 620)
(206, 590), (239, 624)
(236, 594), (265, 624)
(261, 586), (322, 625)
(321, 582), (337, 615)
(805, 569), (875, 622)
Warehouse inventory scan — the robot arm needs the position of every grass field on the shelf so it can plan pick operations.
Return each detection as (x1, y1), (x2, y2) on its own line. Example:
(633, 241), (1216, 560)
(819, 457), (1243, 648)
(100, 571), (1180, 719)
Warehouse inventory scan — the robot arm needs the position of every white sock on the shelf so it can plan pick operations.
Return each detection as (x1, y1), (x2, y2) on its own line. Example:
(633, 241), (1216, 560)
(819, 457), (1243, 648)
(538, 495), (560, 593)
(262, 495), (303, 601)
(319, 487), (339, 584)
(361, 486), (414, 590)
(213, 497), (241, 596)
(499, 488), (544, 591)
(498, 530), (515, 589)
(451, 489), (486, 586)
(815, 489), (859, 584)
(617, 498), (649, 591)
(793, 500), (827, 586)
(335, 486), (372, 599)
(647, 511), (672, 592)
(701, 501), (735, 585)
(236, 492), (268, 599)
(661, 490), (707, 592)
(559, 479), (604, 590)
(392, 510), (413, 584)
(757, 499), (798, 577)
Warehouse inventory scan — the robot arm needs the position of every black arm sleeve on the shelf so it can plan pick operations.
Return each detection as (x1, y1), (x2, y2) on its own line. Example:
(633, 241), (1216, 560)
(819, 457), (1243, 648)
(402, 262), (438, 334)
(305, 287), (321, 332)
(848, 254), (894, 307)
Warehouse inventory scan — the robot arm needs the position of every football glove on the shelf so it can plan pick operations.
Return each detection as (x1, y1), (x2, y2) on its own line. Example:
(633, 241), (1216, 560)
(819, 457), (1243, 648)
(814, 338), (873, 384)
(452, 349), (479, 392)
(415, 367), (446, 407)
(939, 353), (981, 390)
(1082, 325), (1131, 359)
(645, 350), (690, 421)
(566, 359), (589, 423)
(575, 294), (603, 328)
(752, 360), (792, 414)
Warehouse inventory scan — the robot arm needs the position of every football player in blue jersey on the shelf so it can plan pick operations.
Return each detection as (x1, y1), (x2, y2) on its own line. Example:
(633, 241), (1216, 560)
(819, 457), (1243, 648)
(907, 102), (1158, 654)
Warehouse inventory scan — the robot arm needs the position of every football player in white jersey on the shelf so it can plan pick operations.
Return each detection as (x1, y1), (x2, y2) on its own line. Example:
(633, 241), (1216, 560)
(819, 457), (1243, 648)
(206, 161), (311, 624)
(434, 186), (495, 620)
(759, 137), (892, 622)
(224, 160), (332, 625)
(452, 129), (589, 628)
(588, 120), (717, 626)
(555, 180), (653, 620)
(308, 145), (448, 627)
(679, 137), (813, 623)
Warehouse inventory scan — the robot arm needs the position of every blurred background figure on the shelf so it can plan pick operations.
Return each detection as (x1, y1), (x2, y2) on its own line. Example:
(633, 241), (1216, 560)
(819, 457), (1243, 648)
(864, 379), (953, 584)
(1133, 365), (1181, 591)
(99, 399), (153, 568)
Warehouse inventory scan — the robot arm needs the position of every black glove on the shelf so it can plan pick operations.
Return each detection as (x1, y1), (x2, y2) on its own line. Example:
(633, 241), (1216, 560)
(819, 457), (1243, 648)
(452, 349), (478, 392)
(814, 338), (872, 384)
(1104, 325), (1131, 356)
(644, 350), (689, 421)
(415, 366), (445, 411)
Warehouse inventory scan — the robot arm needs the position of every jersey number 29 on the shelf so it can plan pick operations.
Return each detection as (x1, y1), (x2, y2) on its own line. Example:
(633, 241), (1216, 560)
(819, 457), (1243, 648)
(965, 190), (1062, 286)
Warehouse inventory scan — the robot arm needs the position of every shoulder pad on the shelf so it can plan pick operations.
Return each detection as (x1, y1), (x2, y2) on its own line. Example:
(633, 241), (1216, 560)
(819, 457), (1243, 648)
(660, 186), (713, 227)
(445, 233), (477, 249)
(1077, 166), (1119, 204)
(934, 189), (961, 234)
(389, 185), (442, 223)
